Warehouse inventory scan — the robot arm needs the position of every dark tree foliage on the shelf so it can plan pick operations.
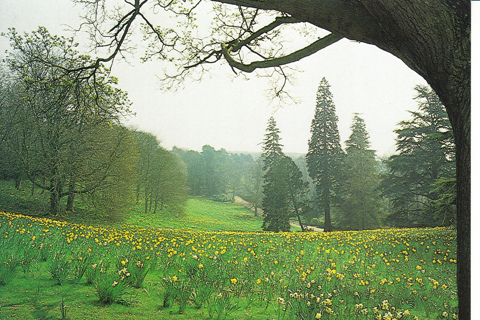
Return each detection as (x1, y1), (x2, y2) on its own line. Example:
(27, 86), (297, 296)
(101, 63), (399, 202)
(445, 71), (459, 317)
(261, 117), (290, 232)
(306, 78), (344, 232)
(382, 85), (455, 227)
(261, 117), (309, 232)
(281, 156), (309, 231)
(338, 114), (382, 230)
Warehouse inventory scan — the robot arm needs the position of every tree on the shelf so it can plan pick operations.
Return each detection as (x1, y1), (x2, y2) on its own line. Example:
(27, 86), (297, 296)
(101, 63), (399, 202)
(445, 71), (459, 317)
(2, 27), (133, 215)
(173, 147), (204, 196)
(147, 148), (188, 214)
(382, 85), (456, 227)
(261, 118), (309, 232)
(240, 158), (263, 216)
(133, 131), (188, 215)
(282, 156), (309, 232)
(132, 130), (159, 207)
(79, 125), (138, 219)
(261, 117), (290, 232)
(0, 72), (25, 189)
(339, 114), (382, 230)
(70, 0), (470, 313)
(306, 78), (344, 232)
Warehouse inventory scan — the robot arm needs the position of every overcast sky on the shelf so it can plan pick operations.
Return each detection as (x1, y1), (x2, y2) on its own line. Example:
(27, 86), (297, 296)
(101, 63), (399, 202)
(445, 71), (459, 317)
(0, 0), (443, 158)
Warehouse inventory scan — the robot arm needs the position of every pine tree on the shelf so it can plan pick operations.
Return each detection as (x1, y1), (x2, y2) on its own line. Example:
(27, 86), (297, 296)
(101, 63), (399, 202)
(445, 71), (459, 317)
(261, 117), (290, 232)
(306, 78), (344, 232)
(282, 156), (309, 231)
(340, 114), (382, 230)
(382, 85), (455, 227)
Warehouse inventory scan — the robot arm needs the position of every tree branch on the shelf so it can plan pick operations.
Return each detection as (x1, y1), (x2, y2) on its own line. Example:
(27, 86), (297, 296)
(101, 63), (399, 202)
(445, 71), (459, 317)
(222, 32), (343, 73)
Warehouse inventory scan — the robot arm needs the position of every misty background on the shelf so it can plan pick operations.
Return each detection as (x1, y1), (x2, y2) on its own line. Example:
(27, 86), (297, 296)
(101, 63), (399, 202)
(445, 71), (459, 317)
(1, 0), (431, 157)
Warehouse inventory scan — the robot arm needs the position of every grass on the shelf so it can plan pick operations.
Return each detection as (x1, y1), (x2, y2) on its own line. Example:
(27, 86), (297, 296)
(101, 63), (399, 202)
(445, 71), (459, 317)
(0, 180), (273, 232)
(0, 180), (458, 319)
(121, 197), (267, 232)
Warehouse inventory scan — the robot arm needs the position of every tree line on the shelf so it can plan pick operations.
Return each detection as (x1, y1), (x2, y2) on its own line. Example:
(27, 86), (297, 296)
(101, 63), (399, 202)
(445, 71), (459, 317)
(0, 27), (455, 231)
(0, 28), (187, 218)
(260, 78), (455, 232)
(168, 77), (455, 233)
(172, 145), (264, 215)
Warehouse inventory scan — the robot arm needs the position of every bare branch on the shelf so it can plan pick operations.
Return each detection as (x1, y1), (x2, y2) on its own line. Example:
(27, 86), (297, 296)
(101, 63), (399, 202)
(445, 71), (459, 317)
(222, 33), (343, 73)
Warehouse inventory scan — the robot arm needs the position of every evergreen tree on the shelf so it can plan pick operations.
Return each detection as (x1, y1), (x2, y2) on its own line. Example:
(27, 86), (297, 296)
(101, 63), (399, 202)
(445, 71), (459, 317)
(339, 114), (382, 230)
(306, 78), (344, 232)
(382, 85), (455, 227)
(261, 117), (290, 232)
(282, 156), (309, 231)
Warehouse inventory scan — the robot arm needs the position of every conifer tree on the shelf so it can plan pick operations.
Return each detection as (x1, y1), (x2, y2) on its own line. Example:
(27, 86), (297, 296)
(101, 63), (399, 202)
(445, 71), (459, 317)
(340, 114), (381, 230)
(261, 117), (290, 232)
(382, 85), (455, 226)
(306, 78), (344, 232)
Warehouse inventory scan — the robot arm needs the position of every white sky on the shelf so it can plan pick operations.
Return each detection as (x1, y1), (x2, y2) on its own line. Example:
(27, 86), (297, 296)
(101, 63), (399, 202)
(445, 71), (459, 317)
(0, 0), (441, 158)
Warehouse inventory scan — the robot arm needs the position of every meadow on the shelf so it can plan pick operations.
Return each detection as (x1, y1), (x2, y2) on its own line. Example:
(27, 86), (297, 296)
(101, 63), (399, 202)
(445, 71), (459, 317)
(0, 209), (457, 319)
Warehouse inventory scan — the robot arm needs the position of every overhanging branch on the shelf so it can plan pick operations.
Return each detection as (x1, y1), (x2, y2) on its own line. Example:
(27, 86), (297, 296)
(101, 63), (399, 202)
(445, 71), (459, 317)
(222, 33), (343, 73)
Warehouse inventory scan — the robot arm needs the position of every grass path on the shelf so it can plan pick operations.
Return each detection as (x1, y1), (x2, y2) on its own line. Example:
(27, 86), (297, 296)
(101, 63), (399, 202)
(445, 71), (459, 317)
(122, 197), (266, 232)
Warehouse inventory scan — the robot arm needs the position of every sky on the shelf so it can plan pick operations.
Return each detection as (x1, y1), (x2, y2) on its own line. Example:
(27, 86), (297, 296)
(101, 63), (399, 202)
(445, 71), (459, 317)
(0, 0), (453, 159)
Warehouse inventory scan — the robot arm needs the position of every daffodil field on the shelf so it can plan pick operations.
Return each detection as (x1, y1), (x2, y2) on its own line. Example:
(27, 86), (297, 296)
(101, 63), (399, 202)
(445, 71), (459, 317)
(0, 211), (457, 319)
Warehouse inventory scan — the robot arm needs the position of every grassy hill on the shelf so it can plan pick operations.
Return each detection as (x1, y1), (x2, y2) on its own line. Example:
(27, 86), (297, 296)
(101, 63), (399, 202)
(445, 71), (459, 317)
(0, 180), (270, 232)
(122, 197), (266, 232)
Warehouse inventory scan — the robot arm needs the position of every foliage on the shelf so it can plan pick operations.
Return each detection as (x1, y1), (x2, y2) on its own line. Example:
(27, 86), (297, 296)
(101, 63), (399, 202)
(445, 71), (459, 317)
(338, 114), (382, 230)
(80, 125), (138, 219)
(260, 117), (311, 232)
(173, 146), (255, 200)
(261, 117), (290, 232)
(1, 27), (133, 216)
(306, 78), (345, 231)
(382, 85), (455, 227)
(133, 131), (188, 215)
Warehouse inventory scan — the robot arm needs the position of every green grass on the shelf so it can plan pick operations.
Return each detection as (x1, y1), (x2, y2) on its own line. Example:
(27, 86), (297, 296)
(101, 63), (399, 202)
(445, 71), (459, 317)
(0, 180), (274, 232)
(0, 180), (458, 319)
(120, 198), (266, 232)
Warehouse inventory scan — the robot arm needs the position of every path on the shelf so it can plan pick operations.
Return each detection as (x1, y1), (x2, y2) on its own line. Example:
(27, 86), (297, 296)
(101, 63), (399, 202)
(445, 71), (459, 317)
(234, 196), (324, 232)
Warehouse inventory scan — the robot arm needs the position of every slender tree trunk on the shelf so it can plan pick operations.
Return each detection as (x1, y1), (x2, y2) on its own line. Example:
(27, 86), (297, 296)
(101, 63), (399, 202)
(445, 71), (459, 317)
(49, 182), (61, 215)
(14, 176), (21, 190)
(66, 179), (76, 212)
(289, 189), (305, 231)
(324, 187), (332, 232)
(136, 183), (141, 204)
(144, 190), (149, 214)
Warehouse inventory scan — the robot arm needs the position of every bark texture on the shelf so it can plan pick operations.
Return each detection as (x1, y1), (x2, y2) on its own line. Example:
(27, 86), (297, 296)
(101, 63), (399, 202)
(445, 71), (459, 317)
(213, 0), (470, 317)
